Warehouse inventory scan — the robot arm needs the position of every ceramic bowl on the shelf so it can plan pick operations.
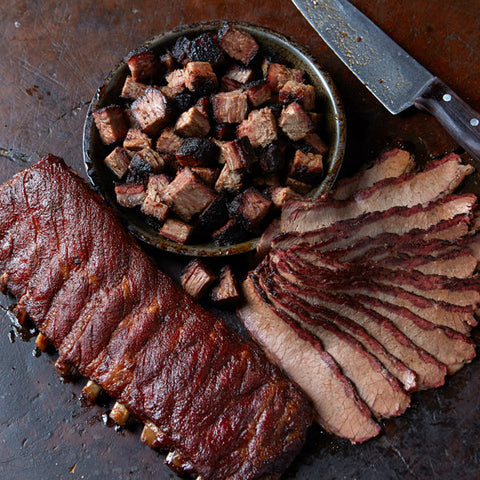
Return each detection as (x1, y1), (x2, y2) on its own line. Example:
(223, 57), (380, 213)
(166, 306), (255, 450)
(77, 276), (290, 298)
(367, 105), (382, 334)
(83, 20), (346, 256)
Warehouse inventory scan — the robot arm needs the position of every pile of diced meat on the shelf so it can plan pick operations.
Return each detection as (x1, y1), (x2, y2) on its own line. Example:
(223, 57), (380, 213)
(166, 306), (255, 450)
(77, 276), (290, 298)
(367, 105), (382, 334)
(237, 148), (480, 443)
(93, 23), (328, 246)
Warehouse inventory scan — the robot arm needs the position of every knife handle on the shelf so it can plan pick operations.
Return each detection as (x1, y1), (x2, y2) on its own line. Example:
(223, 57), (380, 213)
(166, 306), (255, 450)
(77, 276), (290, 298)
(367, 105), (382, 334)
(414, 77), (480, 162)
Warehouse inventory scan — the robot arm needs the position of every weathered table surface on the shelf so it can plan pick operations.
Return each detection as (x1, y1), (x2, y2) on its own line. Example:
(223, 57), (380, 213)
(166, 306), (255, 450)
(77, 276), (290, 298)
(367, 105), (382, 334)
(1, 1), (479, 479)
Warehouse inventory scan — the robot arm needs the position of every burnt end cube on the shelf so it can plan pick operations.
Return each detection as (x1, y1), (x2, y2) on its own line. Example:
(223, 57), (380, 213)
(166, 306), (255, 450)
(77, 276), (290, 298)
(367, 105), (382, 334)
(279, 80), (316, 111)
(278, 102), (314, 141)
(126, 49), (156, 82)
(187, 32), (225, 66)
(210, 265), (241, 306)
(171, 36), (192, 66)
(156, 127), (184, 155)
(130, 87), (169, 135)
(126, 155), (154, 184)
(104, 147), (131, 179)
(161, 167), (217, 221)
(165, 69), (186, 95)
(133, 147), (165, 173)
(180, 259), (216, 299)
(285, 176), (313, 195)
(215, 164), (244, 193)
(167, 91), (196, 116)
(237, 107), (278, 148)
(228, 187), (272, 232)
(221, 136), (257, 172)
(304, 132), (328, 155)
(184, 62), (218, 95)
(191, 167), (219, 187)
(220, 77), (242, 92)
(223, 64), (253, 84)
(244, 80), (272, 108)
(289, 150), (324, 184)
(264, 63), (304, 92)
(175, 106), (210, 137)
(213, 123), (237, 141)
(159, 218), (194, 244)
(93, 105), (129, 145)
(121, 76), (149, 100)
(308, 111), (324, 129)
(159, 51), (176, 74)
(218, 24), (259, 65)
(266, 186), (301, 208)
(176, 138), (219, 167)
(258, 141), (287, 173)
(196, 192), (230, 237)
(211, 90), (249, 124)
(114, 183), (146, 208)
(141, 176), (170, 222)
(212, 218), (248, 246)
(123, 127), (152, 151)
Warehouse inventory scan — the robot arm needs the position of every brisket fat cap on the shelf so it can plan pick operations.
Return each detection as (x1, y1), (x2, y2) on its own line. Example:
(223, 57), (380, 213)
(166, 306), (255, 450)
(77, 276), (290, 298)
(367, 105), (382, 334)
(0, 155), (313, 480)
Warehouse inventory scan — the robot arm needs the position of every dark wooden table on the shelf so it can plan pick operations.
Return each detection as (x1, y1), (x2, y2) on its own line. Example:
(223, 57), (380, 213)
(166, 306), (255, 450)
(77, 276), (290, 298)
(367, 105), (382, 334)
(1, 1), (479, 479)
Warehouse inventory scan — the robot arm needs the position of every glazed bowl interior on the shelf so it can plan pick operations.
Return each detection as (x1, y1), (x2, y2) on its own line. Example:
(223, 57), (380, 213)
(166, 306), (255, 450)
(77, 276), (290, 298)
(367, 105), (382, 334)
(83, 20), (346, 256)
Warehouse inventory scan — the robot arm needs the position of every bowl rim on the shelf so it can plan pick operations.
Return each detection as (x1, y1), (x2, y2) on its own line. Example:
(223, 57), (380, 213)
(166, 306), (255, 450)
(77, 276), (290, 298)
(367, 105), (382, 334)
(83, 19), (346, 257)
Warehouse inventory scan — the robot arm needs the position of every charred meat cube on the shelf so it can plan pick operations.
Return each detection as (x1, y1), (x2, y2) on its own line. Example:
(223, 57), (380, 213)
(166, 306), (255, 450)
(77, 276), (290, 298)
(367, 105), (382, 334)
(210, 265), (241, 306)
(196, 192), (230, 237)
(289, 149), (324, 184)
(220, 76), (242, 92)
(307, 111), (323, 128)
(104, 146), (131, 179)
(278, 102), (314, 141)
(159, 217), (194, 244)
(93, 105), (129, 145)
(171, 36), (192, 66)
(237, 107), (278, 148)
(141, 176), (170, 222)
(133, 147), (165, 173)
(223, 64), (253, 84)
(165, 68), (186, 95)
(215, 163), (244, 193)
(285, 175), (312, 194)
(228, 187), (272, 232)
(130, 87), (169, 135)
(176, 138), (219, 167)
(221, 136), (256, 172)
(114, 183), (146, 208)
(167, 91), (196, 116)
(161, 167), (217, 221)
(123, 127), (152, 151)
(126, 49), (156, 82)
(184, 62), (218, 95)
(126, 154), (154, 184)
(212, 218), (248, 246)
(266, 186), (301, 208)
(279, 80), (316, 111)
(218, 23), (259, 65)
(159, 51), (176, 74)
(180, 259), (216, 299)
(187, 32), (225, 66)
(156, 126), (184, 155)
(211, 90), (248, 124)
(121, 76), (149, 100)
(304, 132), (328, 155)
(264, 62), (304, 92)
(244, 80), (272, 107)
(175, 105), (210, 137)
(258, 141), (287, 173)
(191, 167), (219, 187)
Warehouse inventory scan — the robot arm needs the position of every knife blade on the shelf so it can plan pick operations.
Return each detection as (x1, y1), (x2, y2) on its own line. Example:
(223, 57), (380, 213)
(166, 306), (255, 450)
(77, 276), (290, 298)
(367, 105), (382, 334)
(292, 0), (480, 162)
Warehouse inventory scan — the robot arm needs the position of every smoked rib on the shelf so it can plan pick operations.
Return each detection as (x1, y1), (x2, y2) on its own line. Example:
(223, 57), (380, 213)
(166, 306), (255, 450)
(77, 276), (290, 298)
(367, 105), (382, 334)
(0, 155), (312, 480)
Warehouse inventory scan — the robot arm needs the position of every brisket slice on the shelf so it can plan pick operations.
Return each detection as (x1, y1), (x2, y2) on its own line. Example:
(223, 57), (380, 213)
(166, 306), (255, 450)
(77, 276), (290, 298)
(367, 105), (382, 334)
(273, 193), (476, 250)
(331, 148), (415, 201)
(281, 154), (474, 233)
(267, 253), (447, 389)
(0, 155), (312, 480)
(278, 249), (476, 374)
(252, 268), (411, 419)
(238, 276), (381, 443)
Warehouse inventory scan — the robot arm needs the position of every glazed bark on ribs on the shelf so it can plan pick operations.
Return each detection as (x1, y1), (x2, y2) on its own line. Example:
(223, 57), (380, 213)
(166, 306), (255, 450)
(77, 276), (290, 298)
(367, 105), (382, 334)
(0, 155), (312, 480)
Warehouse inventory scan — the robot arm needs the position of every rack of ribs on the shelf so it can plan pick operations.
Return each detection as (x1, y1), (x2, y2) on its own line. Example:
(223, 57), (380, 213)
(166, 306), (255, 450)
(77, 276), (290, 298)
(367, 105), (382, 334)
(0, 155), (312, 480)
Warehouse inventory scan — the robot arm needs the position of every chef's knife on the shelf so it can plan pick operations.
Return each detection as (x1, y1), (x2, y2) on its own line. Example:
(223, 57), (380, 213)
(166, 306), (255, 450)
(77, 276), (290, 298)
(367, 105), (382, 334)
(292, 0), (480, 162)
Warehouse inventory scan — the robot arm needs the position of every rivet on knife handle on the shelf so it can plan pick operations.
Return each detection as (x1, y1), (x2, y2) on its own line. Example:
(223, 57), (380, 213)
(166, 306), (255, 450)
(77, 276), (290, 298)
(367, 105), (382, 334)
(414, 78), (480, 162)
